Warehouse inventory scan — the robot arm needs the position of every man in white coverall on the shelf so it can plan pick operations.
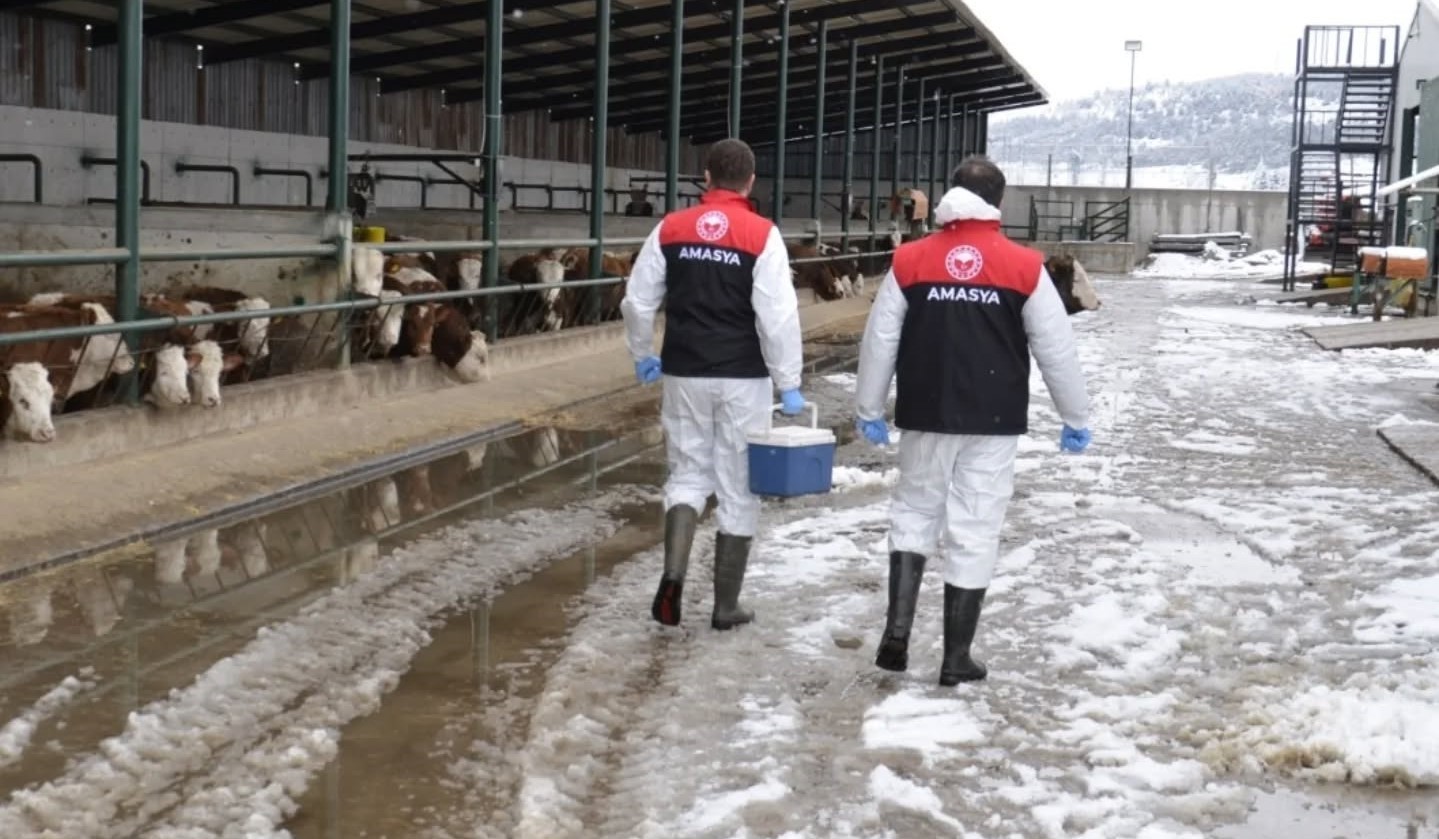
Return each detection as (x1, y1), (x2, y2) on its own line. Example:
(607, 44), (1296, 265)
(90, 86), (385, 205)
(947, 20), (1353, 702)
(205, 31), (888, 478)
(855, 156), (1092, 685)
(621, 138), (806, 631)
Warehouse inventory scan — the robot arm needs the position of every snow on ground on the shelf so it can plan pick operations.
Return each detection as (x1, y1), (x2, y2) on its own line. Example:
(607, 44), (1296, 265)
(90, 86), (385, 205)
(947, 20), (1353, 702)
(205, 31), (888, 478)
(492, 271), (1439, 838)
(5, 270), (1439, 837)
(1133, 249), (1330, 281)
(0, 673), (95, 769)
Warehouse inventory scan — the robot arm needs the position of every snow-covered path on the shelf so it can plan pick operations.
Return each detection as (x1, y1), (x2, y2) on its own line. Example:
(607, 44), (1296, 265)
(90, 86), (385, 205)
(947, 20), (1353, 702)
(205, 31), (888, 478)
(500, 276), (1439, 838)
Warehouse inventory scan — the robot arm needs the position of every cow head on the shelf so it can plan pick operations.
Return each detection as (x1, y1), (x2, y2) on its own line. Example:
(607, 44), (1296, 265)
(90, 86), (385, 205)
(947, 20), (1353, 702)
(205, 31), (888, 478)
(534, 250), (566, 287)
(147, 344), (193, 408)
(234, 522), (269, 577)
(402, 302), (439, 356)
(1045, 255), (1102, 315)
(452, 331), (491, 383)
(353, 245), (385, 296)
(233, 298), (272, 359)
(2, 362), (56, 443)
(70, 303), (136, 397)
(153, 537), (189, 584)
(187, 529), (223, 577)
(453, 255), (484, 291)
(187, 340), (244, 408)
(371, 289), (406, 354)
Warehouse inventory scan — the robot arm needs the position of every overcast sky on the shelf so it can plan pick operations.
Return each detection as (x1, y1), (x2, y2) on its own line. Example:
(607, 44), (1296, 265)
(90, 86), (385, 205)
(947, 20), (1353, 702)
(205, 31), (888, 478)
(965, 0), (1421, 103)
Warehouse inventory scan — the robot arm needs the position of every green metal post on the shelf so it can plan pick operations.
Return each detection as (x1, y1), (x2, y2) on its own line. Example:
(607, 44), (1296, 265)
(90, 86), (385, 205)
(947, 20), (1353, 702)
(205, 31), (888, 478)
(772, 0), (789, 225)
(943, 93), (955, 182)
(116, 0), (143, 403)
(729, 0), (743, 137)
(840, 39), (857, 249)
(928, 87), (941, 218)
(891, 65), (904, 199)
(869, 57), (884, 244)
(914, 77), (925, 189)
(483, 0), (503, 341)
(326, 0), (350, 213)
(809, 20), (828, 221)
(665, 0), (684, 213)
(960, 104), (970, 156)
(588, 0), (611, 325)
(327, 0), (353, 368)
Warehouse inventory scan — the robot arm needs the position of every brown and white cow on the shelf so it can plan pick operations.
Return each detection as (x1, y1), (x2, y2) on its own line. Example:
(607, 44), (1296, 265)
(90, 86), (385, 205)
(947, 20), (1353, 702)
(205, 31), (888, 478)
(1043, 255), (1102, 315)
(381, 266), (447, 357)
(558, 248), (632, 326)
(29, 292), (242, 409)
(502, 249), (568, 335)
(787, 242), (847, 301)
(431, 304), (490, 383)
(0, 303), (137, 441)
(177, 286), (273, 366)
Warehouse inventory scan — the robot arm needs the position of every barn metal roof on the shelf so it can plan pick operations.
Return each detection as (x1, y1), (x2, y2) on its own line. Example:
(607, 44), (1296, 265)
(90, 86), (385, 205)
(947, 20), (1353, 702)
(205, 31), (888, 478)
(21, 0), (1046, 144)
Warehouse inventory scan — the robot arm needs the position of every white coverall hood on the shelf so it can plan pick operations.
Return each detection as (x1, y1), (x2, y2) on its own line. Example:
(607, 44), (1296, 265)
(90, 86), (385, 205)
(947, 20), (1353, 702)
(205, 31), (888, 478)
(933, 187), (1003, 226)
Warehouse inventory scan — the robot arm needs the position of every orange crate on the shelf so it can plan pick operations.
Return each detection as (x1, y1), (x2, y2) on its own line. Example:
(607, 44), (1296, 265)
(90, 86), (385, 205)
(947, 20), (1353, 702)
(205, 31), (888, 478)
(1359, 247), (1386, 274)
(1384, 246), (1430, 280)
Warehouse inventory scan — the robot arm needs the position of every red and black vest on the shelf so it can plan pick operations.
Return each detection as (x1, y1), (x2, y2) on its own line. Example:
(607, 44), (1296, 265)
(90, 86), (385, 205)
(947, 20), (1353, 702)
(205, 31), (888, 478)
(658, 189), (773, 379)
(892, 220), (1044, 435)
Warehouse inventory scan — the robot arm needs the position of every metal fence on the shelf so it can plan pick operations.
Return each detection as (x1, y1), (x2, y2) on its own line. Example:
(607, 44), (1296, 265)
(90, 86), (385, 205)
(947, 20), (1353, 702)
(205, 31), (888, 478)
(985, 141), (1292, 192)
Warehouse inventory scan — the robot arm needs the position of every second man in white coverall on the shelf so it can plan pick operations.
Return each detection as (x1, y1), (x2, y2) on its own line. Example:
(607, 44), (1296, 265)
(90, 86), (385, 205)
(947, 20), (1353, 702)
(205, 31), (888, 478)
(855, 155), (1093, 685)
(621, 138), (806, 631)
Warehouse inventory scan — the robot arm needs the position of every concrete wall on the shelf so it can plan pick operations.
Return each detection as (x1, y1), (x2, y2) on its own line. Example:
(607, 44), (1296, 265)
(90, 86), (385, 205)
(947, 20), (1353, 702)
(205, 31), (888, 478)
(0, 104), (700, 213)
(1003, 186), (1288, 254)
(1029, 241), (1139, 275)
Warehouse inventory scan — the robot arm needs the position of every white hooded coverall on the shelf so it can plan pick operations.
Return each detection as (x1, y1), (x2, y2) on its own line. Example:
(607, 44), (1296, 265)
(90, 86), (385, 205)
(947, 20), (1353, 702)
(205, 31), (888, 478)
(622, 212), (803, 538)
(855, 187), (1089, 588)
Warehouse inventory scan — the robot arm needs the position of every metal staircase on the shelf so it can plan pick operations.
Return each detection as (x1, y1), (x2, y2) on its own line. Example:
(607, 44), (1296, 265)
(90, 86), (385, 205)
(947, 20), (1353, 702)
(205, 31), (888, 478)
(1283, 25), (1400, 291)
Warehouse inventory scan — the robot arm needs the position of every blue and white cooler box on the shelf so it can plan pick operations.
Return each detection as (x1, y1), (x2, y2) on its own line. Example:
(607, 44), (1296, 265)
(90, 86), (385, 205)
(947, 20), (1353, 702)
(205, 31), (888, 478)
(747, 404), (837, 498)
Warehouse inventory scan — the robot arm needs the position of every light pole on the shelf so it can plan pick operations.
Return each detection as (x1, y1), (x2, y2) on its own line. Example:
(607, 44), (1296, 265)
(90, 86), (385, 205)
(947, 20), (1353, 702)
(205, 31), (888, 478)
(1125, 40), (1142, 191)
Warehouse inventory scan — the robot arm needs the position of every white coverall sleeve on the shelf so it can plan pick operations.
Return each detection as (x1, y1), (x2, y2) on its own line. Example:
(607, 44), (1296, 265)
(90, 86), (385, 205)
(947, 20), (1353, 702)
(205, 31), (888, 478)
(751, 227), (804, 392)
(854, 270), (907, 422)
(620, 224), (667, 363)
(1023, 267), (1090, 430)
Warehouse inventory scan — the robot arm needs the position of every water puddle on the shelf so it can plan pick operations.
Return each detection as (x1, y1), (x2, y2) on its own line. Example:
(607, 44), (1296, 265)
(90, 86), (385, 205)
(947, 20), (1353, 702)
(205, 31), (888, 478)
(1217, 786), (1438, 839)
(0, 421), (669, 831)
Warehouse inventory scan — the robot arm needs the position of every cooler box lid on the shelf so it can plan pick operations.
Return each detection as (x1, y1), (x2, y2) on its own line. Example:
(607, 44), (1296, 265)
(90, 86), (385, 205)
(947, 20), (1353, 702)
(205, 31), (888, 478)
(746, 403), (836, 448)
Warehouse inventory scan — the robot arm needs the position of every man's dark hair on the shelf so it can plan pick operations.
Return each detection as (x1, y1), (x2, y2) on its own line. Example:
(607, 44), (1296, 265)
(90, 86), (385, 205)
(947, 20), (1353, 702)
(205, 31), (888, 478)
(706, 139), (757, 192)
(950, 155), (1006, 208)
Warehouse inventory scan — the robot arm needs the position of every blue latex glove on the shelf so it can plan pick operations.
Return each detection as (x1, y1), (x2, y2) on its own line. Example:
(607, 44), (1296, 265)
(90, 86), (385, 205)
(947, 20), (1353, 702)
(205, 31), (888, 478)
(634, 356), (662, 385)
(779, 389), (806, 416)
(857, 418), (890, 446)
(1060, 425), (1092, 453)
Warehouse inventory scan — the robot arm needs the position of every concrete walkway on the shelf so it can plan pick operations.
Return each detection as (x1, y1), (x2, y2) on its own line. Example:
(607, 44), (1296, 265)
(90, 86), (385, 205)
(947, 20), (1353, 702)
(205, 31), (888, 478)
(0, 297), (872, 575)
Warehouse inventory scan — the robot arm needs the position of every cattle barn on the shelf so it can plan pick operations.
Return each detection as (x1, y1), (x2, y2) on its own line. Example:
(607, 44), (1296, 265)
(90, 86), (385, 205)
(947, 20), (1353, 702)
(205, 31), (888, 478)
(0, 0), (1046, 451)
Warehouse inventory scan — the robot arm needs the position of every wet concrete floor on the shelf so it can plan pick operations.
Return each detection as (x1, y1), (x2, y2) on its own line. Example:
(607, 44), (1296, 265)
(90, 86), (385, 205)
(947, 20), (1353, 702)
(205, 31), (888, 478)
(0, 345), (1434, 837)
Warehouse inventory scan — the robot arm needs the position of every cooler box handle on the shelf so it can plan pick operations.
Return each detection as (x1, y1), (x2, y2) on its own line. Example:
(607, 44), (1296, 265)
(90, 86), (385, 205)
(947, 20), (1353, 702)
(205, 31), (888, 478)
(769, 402), (819, 430)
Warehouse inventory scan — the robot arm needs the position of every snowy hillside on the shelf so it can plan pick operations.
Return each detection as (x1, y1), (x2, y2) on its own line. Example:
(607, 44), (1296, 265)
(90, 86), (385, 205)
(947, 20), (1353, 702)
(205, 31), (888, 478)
(989, 73), (1330, 191)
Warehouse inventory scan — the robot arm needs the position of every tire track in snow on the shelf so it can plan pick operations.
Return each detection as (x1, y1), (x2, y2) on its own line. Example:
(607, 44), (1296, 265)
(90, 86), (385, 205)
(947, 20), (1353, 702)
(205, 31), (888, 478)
(0, 490), (646, 839)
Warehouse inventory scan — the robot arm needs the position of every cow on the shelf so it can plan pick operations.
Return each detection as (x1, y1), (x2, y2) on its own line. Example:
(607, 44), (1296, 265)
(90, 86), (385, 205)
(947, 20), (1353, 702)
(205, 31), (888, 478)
(28, 292), (242, 409)
(0, 303), (137, 442)
(355, 289), (407, 359)
(176, 286), (273, 368)
(382, 267), (447, 357)
(1043, 255), (1102, 314)
(353, 245), (386, 297)
(787, 241), (847, 301)
(431, 304), (490, 383)
(558, 248), (632, 326)
(501, 249), (567, 335)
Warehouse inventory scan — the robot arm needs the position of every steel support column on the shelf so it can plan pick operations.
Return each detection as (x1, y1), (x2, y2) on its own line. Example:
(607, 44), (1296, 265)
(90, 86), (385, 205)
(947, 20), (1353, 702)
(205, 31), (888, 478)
(914, 77), (925, 188)
(840, 39), (858, 249)
(869, 56), (884, 228)
(809, 20), (828, 220)
(327, 0), (353, 368)
(326, 0), (350, 212)
(729, 0), (743, 136)
(588, 0), (611, 324)
(483, 0), (503, 340)
(943, 93), (955, 184)
(928, 87), (941, 215)
(772, 0), (790, 225)
(116, 0), (143, 403)
(891, 64), (904, 200)
(960, 104), (970, 156)
(664, 0), (684, 212)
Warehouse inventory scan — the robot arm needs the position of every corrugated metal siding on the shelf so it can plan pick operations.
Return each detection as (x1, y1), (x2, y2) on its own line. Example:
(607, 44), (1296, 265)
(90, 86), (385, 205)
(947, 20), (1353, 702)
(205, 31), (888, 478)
(0, 10), (708, 169)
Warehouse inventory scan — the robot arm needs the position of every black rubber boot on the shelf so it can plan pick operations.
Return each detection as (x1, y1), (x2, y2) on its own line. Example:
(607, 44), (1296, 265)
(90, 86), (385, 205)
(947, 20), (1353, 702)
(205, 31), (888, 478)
(651, 505), (698, 626)
(875, 552), (927, 672)
(711, 533), (755, 630)
(939, 584), (988, 685)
